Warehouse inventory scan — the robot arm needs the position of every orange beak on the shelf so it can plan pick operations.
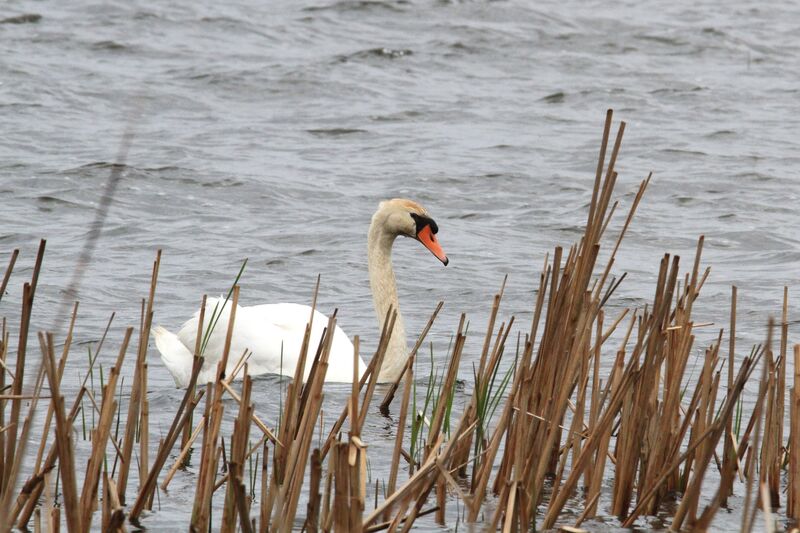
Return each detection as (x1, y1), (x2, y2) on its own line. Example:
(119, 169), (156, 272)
(417, 225), (448, 265)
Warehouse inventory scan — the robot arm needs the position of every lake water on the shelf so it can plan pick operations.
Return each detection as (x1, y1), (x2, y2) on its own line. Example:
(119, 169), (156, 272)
(1, 0), (799, 530)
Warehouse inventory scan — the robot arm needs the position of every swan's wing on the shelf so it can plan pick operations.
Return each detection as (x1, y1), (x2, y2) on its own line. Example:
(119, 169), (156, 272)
(248, 303), (326, 334)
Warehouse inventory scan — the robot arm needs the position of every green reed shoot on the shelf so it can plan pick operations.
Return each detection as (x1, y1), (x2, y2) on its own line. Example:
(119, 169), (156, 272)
(735, 396), (744, 441)
(199, 259), (247, 356)
(442, 376), (456, 439)
(486, 360), (514, 425)
(438, 336), (458, 438)
(410, 345), (441, 467)
(409, 356), (421, 470)
(88, 347), (97, 433)
(111, 376), (125, 477)
(249, 448), (258, 499)
(472, 352), (514, 470)
(80, 394), (87, 441)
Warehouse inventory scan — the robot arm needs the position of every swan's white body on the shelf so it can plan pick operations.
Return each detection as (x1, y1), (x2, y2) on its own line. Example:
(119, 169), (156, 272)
(153, 298), (364, 387)
(153, 199), (447, 387)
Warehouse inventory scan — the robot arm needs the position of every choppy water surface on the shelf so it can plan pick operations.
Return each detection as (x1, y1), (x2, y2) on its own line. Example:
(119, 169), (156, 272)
(2, 0), (800, 530)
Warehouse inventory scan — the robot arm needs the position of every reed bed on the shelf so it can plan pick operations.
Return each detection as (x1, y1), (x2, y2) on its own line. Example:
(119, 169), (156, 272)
(0, 110), (797, 532)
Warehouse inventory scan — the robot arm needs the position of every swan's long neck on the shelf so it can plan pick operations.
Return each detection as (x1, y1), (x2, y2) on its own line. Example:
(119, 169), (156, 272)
(368, 215), (408, 382)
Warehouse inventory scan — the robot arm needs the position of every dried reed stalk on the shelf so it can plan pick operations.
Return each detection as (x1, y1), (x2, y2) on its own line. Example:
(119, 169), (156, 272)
(280, 317), (336, 530)
(139, 362), (150, 507)
(694, 353), (763, 529)
(304, 448), (323, 533)
(450, 280), (507, 485)
(103, 472), (126, 532)
(118, 251), (161, 503)
(178, 295), (208, 454)
(741, 343), (769, 533)
(4, 240), (45, 492)
(260, 442), (270, 533)
(79, 327), (133, 531)
(191, 284), (240, 531)
(320, 308), (396, 460)
(0, 354), (46, 531)
(383, 357), (414, 521)
(160, 412), (206, 491)
(9, 303), (81, 528)
(0, 249), (19, 306)
(366, 404), (474, 530)
(129, 350), (204, 519)
(789, 343), (800, 520)
(12, 316), (116, 528)
(721, 285), (738, 507)
(41, 331), (81, 532)
(222, 371), (254, 531)
(759, 314), (782, 509)
(669, 347), (754, 530)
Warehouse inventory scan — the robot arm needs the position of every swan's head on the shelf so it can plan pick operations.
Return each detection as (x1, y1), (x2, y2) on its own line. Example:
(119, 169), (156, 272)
(375, 198), (449, 266)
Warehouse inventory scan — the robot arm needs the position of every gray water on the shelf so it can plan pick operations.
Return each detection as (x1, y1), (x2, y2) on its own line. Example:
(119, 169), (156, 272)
(2, 0), (800, 530)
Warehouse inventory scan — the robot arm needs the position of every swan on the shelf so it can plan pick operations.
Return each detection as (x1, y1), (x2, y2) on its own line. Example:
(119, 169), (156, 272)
(152, 198), (448, 387)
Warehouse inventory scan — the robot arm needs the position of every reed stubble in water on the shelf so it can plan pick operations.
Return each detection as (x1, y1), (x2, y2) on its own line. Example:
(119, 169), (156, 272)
(0, 110), (798, 532)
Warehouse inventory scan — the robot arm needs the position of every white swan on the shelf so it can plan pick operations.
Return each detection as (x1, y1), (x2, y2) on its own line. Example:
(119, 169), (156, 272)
(153, 199), (448, 387)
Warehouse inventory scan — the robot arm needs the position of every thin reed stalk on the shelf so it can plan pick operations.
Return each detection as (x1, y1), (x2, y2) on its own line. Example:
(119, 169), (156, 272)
(118, 251), (161, 504)
(4, 240), (45, 492)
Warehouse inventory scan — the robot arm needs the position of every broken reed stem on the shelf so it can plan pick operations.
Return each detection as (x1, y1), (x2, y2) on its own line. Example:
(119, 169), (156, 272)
(0, 249), (19, 306)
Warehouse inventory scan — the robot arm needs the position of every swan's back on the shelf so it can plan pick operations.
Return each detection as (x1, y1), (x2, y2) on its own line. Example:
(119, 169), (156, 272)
(174, 297), (364, 383)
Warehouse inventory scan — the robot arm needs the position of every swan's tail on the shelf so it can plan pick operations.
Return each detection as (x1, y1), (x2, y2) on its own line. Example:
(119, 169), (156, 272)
(152, 325), (193, 388)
